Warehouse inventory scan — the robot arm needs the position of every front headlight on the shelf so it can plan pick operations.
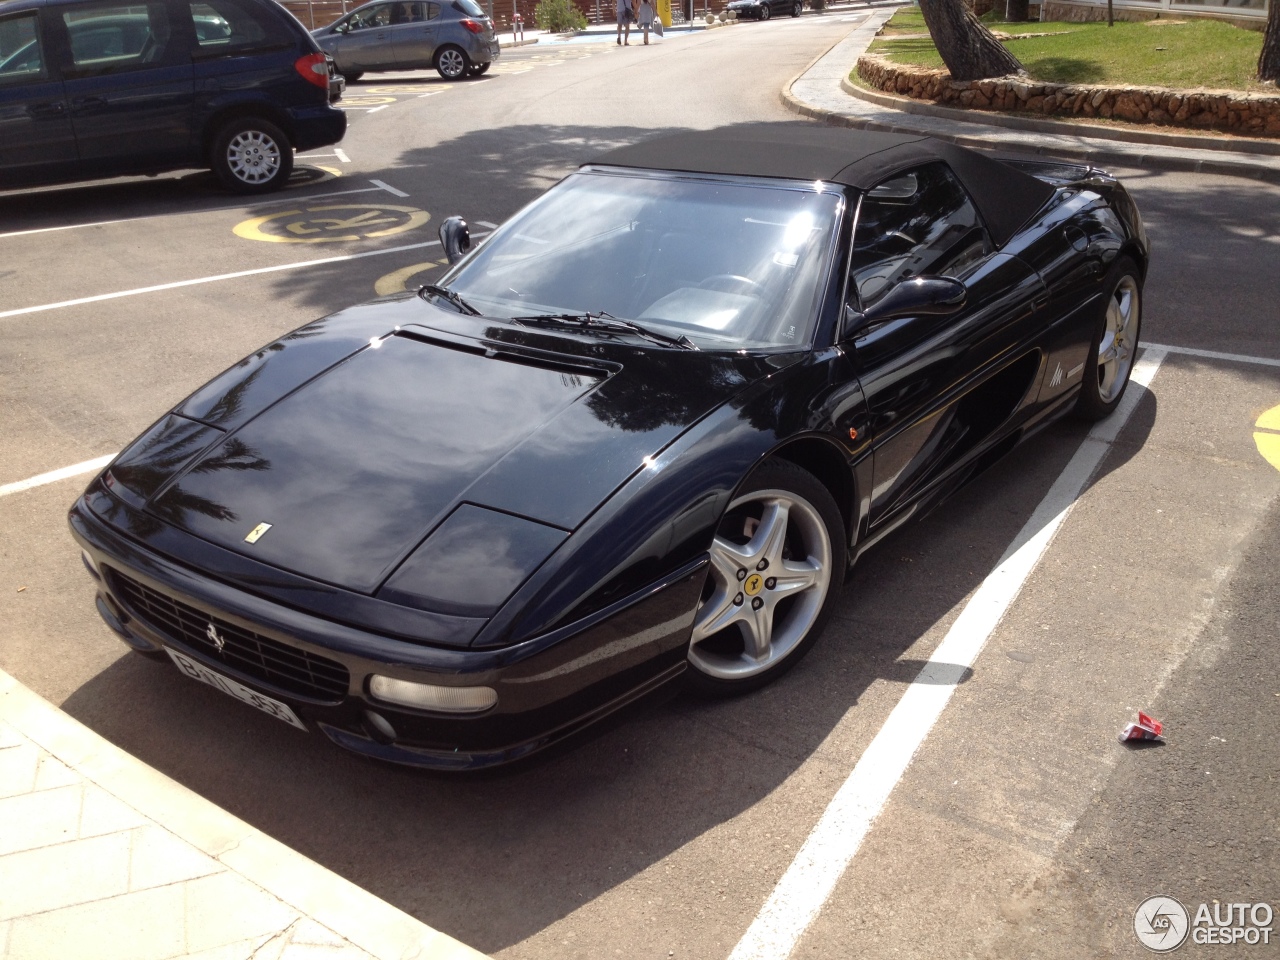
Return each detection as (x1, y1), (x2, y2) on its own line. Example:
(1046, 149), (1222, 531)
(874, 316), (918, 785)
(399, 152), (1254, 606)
(376, 504), (566, 617)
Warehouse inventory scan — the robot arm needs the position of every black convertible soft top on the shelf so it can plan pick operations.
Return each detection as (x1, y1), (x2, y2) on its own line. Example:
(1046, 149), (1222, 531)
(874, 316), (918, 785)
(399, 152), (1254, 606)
(591, 124), (1056, 250)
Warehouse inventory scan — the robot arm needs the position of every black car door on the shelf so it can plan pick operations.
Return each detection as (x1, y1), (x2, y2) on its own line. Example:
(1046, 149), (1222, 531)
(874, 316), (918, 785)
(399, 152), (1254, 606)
(0, 8), (78, 187)
(847, 162), (1047, 529)
(53, 0), (196, 173)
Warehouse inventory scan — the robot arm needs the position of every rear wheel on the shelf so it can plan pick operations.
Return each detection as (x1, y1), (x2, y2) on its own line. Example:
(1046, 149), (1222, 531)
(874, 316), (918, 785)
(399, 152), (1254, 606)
(210, 117), (293, 194)
(791, 0), (802, 14)
(759, 3), (771, 19)
(684, 459), (845, 696)
(435, 45), (470, 80)
(342, 69), (364, 82)
(1076, 256), (1142, 421)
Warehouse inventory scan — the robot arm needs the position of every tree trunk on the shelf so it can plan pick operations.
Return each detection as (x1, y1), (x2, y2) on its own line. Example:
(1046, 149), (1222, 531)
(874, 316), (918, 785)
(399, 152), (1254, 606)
(1005, 0), (1029, 23)
(1260, 0), (1280, 82)
(919, 0), (1024, 81)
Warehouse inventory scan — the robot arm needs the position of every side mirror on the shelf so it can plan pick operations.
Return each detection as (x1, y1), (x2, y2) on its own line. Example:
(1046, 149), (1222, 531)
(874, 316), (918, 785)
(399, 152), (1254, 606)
(440, 216), (471, 265)
(846, 276), (966, 335)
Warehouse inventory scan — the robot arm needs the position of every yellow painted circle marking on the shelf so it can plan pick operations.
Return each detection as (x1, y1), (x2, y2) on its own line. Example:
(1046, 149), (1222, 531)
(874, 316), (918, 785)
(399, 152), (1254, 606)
(374, 260), (447, 296)
(1254, 402), (1280, 473)
(338, 95), (397, 107)
(364, 85), (440, 94)
(233, 204), (430, 244)
(312, 165), (342, 178)
(744, 573), (763, 596)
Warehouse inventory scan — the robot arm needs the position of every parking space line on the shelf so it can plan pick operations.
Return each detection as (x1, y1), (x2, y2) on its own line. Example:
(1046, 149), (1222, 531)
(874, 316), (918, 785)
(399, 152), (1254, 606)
(728, 348), (1168, 960)
(1146, 341), (1280, 369)
(0, 239), (441, 320)
(363, 104), (389, 113)
(0, 183), (403, 240)
(369, 179), (410, 198)
(0, 454), (117, 498)
(334, 148), (351, 163)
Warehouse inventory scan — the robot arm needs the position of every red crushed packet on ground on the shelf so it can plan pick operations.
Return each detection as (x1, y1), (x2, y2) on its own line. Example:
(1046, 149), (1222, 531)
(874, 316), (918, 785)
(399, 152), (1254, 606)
(1118, 711), (1165, 743)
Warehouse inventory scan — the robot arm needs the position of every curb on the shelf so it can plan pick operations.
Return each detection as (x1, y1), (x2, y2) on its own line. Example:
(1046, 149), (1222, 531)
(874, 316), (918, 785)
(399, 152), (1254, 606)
(499, 37), (539, 47)
(780, 11), (1280, 183)
(0, 668), (489, 960)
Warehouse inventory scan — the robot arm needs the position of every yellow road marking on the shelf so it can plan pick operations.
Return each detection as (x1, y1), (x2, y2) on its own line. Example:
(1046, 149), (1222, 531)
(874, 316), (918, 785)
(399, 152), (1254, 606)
(374, 259), (447, 296)
(364, 85), (442, 93)
(1255, 402), (1280, 472)
(338, 95), (398, 107)
(233, 203), (430, 244)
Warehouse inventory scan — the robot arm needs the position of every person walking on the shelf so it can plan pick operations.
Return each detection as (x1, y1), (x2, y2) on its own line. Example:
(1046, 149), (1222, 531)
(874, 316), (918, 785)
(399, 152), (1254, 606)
(637, 0), (655, 43)
(616, 0), (634, 44)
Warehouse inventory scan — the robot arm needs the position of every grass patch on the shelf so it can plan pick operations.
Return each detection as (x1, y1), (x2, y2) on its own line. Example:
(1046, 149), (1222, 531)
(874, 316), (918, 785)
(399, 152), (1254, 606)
(870, 7), (1266, 91)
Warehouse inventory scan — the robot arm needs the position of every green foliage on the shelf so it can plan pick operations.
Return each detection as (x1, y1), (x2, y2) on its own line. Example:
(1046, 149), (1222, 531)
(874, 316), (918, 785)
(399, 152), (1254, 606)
(870, 10), (1266, 90)
(534, 0), (587, 32)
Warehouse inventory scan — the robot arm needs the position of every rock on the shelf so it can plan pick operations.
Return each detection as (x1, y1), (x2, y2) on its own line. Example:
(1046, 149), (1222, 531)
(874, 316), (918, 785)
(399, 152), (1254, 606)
(1091, 89), (1108, 108)
(1027, 95), (1045, 112)
(1148, 108), (1171, 125)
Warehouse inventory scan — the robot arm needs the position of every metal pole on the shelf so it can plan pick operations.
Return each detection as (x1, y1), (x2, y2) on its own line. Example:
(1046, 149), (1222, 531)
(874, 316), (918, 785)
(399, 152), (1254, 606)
(307, 0), (315, 28)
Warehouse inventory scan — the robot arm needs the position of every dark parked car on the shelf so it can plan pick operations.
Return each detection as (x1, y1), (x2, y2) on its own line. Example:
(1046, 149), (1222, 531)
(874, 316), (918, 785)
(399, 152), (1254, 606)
(312, 0), (499, 81)
(0, 0), (346, 193)
(727, 0), (803, 20)
(70, 126), (1148, 770)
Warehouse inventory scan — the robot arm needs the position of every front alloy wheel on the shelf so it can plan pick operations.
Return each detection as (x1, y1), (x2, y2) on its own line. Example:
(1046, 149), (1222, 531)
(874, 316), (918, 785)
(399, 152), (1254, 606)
(759, 2), (771, 19)
(1076, 256), (1142, 420)
(686, 459), (844, 694)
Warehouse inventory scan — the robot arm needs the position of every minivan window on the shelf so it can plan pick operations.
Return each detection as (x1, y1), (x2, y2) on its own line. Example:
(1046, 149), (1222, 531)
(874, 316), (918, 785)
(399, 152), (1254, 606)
(189, 0), (292, 53)
(61, 2), (173, 72)
(0, 14), (45, 83)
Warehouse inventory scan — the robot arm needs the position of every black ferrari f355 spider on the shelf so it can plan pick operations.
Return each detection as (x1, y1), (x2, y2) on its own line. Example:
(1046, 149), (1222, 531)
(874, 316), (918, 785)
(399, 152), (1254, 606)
(71, 126), (1148, 769)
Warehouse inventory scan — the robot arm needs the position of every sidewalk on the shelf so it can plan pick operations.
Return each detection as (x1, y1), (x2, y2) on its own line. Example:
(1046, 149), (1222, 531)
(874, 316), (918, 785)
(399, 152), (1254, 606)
(0, 669), (487, 960)
(784, 8), (1280, 182)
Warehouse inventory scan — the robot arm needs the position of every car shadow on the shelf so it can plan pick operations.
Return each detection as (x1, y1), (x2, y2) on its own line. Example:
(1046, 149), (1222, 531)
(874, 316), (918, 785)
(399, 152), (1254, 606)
(60, 393), (1157, 953)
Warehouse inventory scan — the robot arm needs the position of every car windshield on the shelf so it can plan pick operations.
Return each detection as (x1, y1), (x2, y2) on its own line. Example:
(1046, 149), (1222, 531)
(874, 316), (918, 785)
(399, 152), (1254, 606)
(443, 170), (842, 349)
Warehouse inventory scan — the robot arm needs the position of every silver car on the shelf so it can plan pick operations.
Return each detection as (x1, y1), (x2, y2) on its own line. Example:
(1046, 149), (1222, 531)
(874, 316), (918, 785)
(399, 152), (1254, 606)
(312, 0), (499, 81)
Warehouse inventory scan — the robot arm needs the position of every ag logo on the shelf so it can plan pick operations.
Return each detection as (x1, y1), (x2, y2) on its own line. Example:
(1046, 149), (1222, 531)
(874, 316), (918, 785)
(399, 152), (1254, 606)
(233, 203), (430, 244)
(1134, 895), (1190, 952)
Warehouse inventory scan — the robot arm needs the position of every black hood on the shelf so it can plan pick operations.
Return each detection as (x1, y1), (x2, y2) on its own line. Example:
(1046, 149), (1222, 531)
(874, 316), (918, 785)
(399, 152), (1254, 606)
(110, 308), (781, 596)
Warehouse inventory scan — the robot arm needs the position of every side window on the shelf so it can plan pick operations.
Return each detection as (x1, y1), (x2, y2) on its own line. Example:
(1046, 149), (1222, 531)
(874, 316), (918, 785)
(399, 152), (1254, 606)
(0, 13), (45, 83)
(189, 0), (291, 54)
(848, 163), (989, 310)
(425, 3), (441, 19)
(61, 2), (174, 73)
(349, 4), (393, 29)
(390, 3), (429, 23)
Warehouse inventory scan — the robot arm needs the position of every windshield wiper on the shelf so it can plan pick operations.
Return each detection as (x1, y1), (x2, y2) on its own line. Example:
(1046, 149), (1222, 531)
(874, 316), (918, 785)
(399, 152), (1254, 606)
(420, 284), (481, 316)
(509, 311), (698, 350)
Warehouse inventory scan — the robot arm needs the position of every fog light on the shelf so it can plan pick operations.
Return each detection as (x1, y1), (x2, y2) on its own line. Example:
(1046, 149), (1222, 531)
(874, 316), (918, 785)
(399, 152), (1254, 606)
(368, 675), (497, 713)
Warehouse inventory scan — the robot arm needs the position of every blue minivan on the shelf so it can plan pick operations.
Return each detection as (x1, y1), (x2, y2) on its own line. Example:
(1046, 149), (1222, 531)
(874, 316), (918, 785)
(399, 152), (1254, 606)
(0, 0), (346, 193)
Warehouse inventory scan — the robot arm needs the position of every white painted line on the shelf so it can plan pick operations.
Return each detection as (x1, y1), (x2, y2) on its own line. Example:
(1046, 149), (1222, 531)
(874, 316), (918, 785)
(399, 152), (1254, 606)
(0, 187), (386, 239)
(0, 454), (117, 498)
(728, 348), (1168, 960)
(364, 104), (389, 113)
(370, 179), (410, 198)
(0, 239), (441, 320)
(1146, 341), (1280, 369)
(475, 220), (498, 229)
(334, 148), (351, 163)
(418, 90), (446, 97)
(296, 152), (338, 158)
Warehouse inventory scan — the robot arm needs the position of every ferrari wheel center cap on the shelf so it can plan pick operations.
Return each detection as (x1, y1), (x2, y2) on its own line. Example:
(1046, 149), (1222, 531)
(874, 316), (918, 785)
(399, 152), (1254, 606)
(744, 573), (764, 596)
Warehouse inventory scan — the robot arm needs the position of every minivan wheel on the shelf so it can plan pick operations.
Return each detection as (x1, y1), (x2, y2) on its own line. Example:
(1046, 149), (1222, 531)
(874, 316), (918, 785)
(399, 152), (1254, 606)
(342, 69), (364, 82)
(210, 117), (293, 194)
(435, 46), (470, 80)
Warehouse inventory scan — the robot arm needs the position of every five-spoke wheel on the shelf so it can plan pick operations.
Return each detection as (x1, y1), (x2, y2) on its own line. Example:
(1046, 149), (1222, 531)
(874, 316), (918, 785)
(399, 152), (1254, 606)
(686, 459), (844, 694)
(1077, 256), (1142, 420)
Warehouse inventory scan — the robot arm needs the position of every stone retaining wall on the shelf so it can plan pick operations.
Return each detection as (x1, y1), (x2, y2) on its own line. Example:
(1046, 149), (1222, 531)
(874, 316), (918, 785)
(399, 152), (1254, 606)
(856, 53), (1280, 136)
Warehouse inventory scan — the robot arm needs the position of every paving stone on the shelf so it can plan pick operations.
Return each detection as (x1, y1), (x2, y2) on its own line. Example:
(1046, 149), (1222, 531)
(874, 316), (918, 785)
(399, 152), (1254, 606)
(183, 936), (277, 960)
(0, 784), (81, 856)
(5, 884), (186, 960)
(0, 830), (130, 920)
(0, 743), (39, 799)
(79, 782), (148, 839)
(183, 872), (299, 955)
(128, 824), (224, 892)
(31, 754), (79, 792)
(0, 722), (24, 750)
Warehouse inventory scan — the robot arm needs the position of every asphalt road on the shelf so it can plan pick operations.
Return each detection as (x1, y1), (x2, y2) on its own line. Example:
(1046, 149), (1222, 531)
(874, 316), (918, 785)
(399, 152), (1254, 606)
(2, 14), (1278, 959)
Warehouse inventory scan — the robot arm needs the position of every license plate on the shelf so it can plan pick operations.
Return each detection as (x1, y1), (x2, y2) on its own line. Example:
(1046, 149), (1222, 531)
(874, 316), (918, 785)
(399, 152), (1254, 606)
(166, 648), (307, 731)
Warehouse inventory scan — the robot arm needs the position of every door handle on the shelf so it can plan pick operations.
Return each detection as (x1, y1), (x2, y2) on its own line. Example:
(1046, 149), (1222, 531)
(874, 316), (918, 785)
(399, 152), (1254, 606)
(71, 96), (108, 112)
(28, 101), (67, 118)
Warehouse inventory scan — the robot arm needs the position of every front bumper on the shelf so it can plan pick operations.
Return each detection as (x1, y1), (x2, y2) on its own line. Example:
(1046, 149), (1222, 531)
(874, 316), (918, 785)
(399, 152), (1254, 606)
(71, 497), (703, 770)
